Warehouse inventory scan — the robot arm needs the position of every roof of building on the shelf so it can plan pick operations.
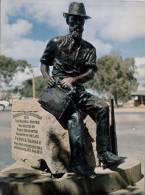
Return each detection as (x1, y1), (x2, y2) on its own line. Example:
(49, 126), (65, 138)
(131, 86), (145, 96)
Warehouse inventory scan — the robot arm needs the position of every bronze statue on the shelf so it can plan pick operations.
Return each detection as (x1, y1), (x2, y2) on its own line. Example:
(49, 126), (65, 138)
(40, 2), (122, 178)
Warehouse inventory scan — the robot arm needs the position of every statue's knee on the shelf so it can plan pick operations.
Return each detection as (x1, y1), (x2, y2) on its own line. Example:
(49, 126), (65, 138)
(67, 112), (80, 128)
(67, 112), (83, 144)
(71, 112), (81, 123)
(98, 103), (109, 118)
(104, 104), (109, 113)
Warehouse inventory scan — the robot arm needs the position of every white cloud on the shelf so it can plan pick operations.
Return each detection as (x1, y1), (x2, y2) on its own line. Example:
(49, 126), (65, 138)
(85, 0), (145, 42)
(99, 8), (145, 41)
(83, 18), (113, 55)
(124, 0), (145, 1)
(13, 67), (42, 87)
(135, 57), (145, 85)
(3, 38), (45, 62)
(3, 0), (145, 45)
(2, 18), (33, 51)
(1, 1), (47, 63)
(1, 18), (46, 62)
(1, 0), (113, 62)
(3, 0), (145, 41)
(3, 0), (71, 29)
(135, 57), (145, 66)
(1, 0), (145, 82)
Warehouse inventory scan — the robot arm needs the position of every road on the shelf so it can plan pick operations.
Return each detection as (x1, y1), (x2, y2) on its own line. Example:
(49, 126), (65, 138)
(115, 111), (145, 163)
(0, 109), (145, 171)
(0, 110), (15, 169)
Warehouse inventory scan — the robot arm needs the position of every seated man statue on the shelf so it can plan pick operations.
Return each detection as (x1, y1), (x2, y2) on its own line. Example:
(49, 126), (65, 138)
(40, 2), (122, 178)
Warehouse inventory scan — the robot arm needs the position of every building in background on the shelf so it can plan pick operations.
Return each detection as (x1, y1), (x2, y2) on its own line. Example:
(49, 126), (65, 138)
(131, 86), (145, 106)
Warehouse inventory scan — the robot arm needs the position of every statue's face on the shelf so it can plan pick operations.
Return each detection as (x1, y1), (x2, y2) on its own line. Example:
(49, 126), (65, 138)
(67, 15), (85, 40)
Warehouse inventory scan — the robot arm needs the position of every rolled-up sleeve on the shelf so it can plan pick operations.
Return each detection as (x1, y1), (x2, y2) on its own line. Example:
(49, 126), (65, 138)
(40, 38), (57, 66)
(84, 48), (97, 72)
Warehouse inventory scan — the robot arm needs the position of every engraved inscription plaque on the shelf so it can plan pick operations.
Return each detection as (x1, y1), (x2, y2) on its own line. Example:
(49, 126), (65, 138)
(11, 99), (69, 174)
(12, 111), (43, 157)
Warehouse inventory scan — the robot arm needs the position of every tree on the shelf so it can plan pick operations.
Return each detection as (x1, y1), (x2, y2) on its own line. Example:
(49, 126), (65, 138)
(87, 54), (138, 106)
(0, 55), (31, 89)
(19, 76), (46, 98)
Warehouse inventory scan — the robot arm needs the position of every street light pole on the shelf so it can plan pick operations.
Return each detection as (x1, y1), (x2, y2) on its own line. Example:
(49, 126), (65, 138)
(30, 68), (36, 99)
(32, 70), (36, 99)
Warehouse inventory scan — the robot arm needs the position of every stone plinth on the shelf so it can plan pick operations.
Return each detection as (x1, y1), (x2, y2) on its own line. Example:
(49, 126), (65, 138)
(11, 99), (70, 174)
(11, 99), (96, 174)
(0, 159), (143, 195)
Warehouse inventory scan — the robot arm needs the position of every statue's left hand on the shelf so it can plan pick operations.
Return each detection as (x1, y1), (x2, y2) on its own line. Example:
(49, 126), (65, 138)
(60, 77), (76, 89)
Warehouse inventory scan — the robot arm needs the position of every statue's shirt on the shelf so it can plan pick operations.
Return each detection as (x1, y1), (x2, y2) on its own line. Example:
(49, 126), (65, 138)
(40, 34), (97, 78)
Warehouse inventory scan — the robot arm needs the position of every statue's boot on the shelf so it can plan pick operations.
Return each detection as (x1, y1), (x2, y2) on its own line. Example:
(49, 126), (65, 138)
(97, 136), (124, 168)
(96, 106), (123, 168)
(97, 151), (124, 168)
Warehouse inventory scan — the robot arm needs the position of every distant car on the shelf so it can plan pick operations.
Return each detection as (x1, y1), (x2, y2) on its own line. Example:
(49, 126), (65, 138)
(0, 100), (9, 111)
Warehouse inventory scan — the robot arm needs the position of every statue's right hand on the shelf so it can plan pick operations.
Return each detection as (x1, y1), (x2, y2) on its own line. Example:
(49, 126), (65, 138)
(47, 76), (55, 87)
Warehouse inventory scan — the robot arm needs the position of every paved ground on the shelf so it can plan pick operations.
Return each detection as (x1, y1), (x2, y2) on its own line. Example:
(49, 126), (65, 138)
(114, 108), (145, 194)
(115, 110), (145, 170)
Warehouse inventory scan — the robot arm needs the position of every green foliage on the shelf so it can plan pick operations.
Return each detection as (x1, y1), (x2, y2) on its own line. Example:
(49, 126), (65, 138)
(87, 54), (138, 105)
(0, 55), (31, 88)
(19, 76), (47, 98)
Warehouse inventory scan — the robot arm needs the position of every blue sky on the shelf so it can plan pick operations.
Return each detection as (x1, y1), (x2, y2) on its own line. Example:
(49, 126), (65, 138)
(1, 0), (145, 86)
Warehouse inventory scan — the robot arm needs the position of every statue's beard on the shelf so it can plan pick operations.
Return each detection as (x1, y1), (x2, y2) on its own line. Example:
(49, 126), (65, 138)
(69, 26), (84, 40)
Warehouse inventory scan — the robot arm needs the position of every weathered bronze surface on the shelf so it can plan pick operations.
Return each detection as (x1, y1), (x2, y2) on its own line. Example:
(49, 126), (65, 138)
(40, 2), (123, 178)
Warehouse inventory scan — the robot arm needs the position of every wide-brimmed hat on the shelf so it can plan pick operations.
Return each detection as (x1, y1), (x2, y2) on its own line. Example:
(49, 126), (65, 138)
(63, 2), (91, 19)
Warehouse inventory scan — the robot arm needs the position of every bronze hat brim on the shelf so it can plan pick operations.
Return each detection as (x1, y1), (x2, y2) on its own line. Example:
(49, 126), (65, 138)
(63, 12), (91, 19)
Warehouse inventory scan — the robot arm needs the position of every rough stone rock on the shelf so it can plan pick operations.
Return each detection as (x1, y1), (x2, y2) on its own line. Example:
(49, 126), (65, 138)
(0, 159), (143, 195)
(11, 99), (96, 174)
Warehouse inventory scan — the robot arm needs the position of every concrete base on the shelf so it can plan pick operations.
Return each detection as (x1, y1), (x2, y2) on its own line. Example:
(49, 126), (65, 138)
(0, 158), (143, 195)
(110, 177), (145, 195)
